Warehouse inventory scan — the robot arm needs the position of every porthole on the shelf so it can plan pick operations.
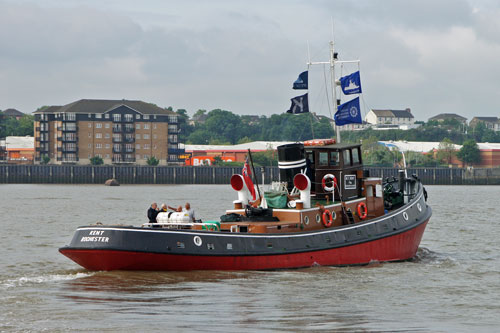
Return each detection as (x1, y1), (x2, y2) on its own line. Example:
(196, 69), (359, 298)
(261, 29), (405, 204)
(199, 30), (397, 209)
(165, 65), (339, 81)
(331, 211), (337, 221)
(304, 216), (310, 225)
(402, 212), (409, 221)
(315, 214), (321, 224)
(193, 236), (202, 246)
(417, 203), (422, 212)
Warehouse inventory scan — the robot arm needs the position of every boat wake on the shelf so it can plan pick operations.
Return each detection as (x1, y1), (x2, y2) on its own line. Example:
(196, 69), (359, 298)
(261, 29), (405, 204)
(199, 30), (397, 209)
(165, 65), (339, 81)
(412, 247), (457, 267)
(1, 270), (95, 290)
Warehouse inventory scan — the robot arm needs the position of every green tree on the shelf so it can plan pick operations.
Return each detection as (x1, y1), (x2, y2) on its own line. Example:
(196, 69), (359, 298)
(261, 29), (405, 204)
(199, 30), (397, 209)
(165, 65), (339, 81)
(147, 156), (159, 166)
(457, 139), (481, 166)
(212, 156), (224, 166)
(41, 155), (50, 164)
(90, 156), (104, 165)
(435, 138), (456, 165)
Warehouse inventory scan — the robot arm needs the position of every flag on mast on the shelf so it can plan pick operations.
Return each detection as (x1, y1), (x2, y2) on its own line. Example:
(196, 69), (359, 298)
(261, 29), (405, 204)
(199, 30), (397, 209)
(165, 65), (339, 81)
(340, 71), (362, 95)
(242, 157), (256, 200)
(293, 71), (308, 89)
(334, 97), (362, 125)
(286, 93), (309, 114)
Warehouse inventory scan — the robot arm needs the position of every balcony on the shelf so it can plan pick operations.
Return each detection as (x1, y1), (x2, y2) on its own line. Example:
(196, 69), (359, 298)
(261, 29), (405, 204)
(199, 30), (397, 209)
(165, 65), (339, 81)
(62, 126), (78, 132)
(57, 136), (63, 141)
(57, 147), (62, 152)
(123, 137), (135, 143)
(124, 126), (134, 133)
(39, 137), (49, 143)
(62, 136), (77, 142)
(123, 118), (134, 123)
(168, 148), (185, 155)
(124, 148), (135, 153)
(112, 126), (123, 133)
(112, 147), (123, 153)
(62, 147), (78, 153)
(112, 137), (122, 143)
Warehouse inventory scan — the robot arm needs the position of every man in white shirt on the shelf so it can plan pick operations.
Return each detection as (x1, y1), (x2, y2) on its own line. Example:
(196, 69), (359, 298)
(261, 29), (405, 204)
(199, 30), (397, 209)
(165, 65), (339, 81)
(183, 202), (195, 222)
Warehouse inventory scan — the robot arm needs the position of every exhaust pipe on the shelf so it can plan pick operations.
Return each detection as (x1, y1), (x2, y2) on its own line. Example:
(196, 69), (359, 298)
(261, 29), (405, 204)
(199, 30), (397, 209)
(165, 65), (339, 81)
(293, 173), (311, 209)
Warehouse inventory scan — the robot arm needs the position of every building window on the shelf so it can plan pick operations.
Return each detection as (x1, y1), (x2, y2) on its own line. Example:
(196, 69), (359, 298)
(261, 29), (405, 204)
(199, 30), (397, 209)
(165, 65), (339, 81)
(144, 124), (150, 130)
(96, 133), (102, 139)
(143, 134), (150, 140)
(105, 133), (110, 139)
(136, 124), (141, 130)
(125, 114), (133, 122)
(153, 124), (157, 129)
(113, 114), (121, 122)
(105, 114), (109, 119)
(105, 154), (110, 158)
(144, 155), (149, 159)
(153, 144), (157, 150)
(88, 133), (91, 138)
(88, 123), (92, 128)
(96, 143), (102, 149)
(96, 123), (102, 128)
(169, 115), (178, 123)
(136, 114), (141, 119)
(143, 144), (150, 149)
(96, 114), (102, 119)
(88, 114), (91, 118)
(105, 123), (110, 128)
(136, 134), (141, 139)
(136, 144), (141, 149)
(144, 115), (150, 120)
(153, 134), (157, 139)
(105, 144), (110, 149)
(136, 154), (141, 160)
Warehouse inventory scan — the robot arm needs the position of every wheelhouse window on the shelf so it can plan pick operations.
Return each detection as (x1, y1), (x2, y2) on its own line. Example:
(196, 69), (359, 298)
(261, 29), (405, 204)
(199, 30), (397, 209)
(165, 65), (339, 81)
(352, 148), (360, 165)
(318, 152), (328, 166)
(330, 151), (339, 166)
(343, 150), (351, 166)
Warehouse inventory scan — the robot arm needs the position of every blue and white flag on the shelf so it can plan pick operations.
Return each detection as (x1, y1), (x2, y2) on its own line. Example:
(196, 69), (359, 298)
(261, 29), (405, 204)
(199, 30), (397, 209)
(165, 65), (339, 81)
(340, 71), (362, 95)
(334, 97), (362, 125)
(287, 93), (309, 114)
(293, 71), (308, 90)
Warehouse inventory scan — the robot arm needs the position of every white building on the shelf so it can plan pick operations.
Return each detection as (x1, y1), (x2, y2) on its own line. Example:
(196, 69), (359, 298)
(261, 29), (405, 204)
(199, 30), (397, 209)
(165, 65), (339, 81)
(365, 108), (415, 127)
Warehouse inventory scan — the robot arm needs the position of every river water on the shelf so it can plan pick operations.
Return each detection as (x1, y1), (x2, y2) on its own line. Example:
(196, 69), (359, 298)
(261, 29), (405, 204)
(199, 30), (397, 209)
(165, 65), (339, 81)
(1, 184), (499, 332)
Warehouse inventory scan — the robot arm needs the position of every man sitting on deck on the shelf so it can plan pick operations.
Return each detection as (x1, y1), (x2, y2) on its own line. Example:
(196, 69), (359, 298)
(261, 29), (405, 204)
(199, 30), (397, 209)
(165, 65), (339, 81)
(147, 202), (159, 223)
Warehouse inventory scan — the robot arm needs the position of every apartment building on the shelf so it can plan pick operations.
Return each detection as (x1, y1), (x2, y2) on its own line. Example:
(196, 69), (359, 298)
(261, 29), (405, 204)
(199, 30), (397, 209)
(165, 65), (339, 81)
(33, 99), (182, 165)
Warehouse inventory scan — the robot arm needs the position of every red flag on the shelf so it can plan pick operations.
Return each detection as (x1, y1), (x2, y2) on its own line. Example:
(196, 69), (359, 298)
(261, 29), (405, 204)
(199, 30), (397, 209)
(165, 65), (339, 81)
(242, 157), (256, 200)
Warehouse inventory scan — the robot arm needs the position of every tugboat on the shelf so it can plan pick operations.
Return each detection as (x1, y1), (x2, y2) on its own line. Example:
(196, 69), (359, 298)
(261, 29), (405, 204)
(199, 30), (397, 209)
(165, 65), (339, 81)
(59, 39), (432, 271)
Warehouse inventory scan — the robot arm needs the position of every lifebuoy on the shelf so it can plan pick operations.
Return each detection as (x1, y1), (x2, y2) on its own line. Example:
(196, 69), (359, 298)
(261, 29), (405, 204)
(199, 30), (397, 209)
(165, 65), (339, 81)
(322, 174), (337, 192)
(322, 210), (333, 227)
(357, 202), (368, 219)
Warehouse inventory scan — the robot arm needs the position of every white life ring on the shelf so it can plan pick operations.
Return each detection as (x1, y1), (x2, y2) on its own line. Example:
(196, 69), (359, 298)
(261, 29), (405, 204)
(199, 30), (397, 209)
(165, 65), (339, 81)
(193, 236), (202, 246)
(322, 174), (337, 192)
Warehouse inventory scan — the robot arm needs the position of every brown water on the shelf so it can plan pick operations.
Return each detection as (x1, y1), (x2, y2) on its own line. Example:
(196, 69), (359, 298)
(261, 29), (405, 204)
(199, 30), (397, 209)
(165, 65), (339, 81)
(1, 184), (499, 332)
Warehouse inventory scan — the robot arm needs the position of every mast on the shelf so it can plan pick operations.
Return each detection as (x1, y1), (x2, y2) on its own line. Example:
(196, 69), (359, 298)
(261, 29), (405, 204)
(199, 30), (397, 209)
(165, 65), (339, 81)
(329, 40), (340, 143)
(308, 39), (360, 144)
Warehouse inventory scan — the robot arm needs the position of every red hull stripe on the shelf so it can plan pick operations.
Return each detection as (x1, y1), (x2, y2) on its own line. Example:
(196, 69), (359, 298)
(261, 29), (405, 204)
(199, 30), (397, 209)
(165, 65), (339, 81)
(60, 220), (428, 271)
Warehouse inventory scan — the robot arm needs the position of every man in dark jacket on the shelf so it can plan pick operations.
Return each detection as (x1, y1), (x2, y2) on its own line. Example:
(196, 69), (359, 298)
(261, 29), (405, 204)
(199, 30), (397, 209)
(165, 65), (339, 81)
(147, 202), (159, 223)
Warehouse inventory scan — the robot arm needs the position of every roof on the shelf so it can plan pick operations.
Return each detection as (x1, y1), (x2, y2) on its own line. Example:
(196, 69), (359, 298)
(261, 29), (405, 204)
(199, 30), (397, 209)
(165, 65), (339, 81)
(2, 108), (24, 116)
(33, 99), (176, 115)
(371, 109), (414, 118)
(428, 113), (467, 121)
(379, 141), (461, 153)
(5, 136), (34, 150)
(471, 117), (499, 123)
(185, 141), (294, 152)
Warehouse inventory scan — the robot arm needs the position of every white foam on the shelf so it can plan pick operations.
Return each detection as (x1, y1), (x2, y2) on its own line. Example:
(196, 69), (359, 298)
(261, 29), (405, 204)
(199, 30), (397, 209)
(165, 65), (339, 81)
(1, 272), (94, 289)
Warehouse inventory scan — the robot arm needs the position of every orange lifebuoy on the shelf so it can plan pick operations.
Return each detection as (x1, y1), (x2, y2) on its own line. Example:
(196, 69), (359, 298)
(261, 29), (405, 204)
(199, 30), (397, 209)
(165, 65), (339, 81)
(322, 210), (333, 227)
(322, 174), (337, 192)
(357, 202), (368, 219)
(304, 139), (336, 146)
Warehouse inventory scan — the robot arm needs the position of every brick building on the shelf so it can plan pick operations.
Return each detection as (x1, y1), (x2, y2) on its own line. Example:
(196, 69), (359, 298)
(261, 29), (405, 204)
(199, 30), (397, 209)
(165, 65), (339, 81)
(33, 99), (182, 165)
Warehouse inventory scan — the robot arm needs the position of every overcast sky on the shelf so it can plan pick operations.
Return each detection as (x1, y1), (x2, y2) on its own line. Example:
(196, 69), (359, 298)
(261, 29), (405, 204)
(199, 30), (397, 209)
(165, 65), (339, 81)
(1, 0), (499, 121)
